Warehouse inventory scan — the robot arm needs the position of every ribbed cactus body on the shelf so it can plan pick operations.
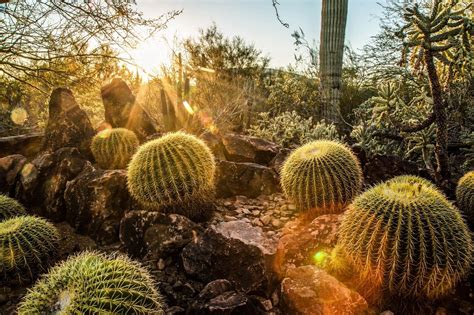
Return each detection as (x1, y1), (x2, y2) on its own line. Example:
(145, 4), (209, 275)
(280, 140), (362, 215)
(0, 195), (26, 221)
(456, 171), (474, 220)
(18, 251), (163, 314)
(91, 128), (139, 169)
(319, 0), (348, 124)
(337, 177), (473, 300)
(0, 215), (59, 279)
(127, 132), (216, 210)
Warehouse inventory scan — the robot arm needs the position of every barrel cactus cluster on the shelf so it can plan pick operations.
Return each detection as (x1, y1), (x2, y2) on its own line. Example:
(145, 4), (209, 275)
(18, 251), (164, 314)
(335, 176), (473, 301)
(280, 140), (362, 215)
(456, 171), (474, 221)
(0, 196), (59, 280)
(127, 131), (216, 219)
(91, 128), (139, 169)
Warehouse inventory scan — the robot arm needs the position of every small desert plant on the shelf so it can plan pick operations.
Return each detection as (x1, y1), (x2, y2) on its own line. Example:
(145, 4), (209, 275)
(335, 176), (473, 302)
(91, 128), (139, 169)
(280, 140), (362, 215)
(249, 111), (342, 148)
(18, 251), (164, 314)
(127, 132), (216, 219)
(0, 215), (59, 280)
(456, 171), (474, 220)
(0, 195), (26, 221)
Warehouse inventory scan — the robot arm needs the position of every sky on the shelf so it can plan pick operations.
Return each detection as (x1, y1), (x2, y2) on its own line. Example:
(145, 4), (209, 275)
(129, 0), (385, 77)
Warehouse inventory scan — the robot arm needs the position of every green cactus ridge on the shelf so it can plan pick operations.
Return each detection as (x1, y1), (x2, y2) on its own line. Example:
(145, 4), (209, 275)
(18, 251), (164, 314)
(456, 171), (474, 219)
(280, 140), (362, 214)
(91, 128), (139, 169)
(127, 132), (216, 210)
(0, 215), (59, 279)
(336, 177), (473, 300)
(0, 195), (26, 221)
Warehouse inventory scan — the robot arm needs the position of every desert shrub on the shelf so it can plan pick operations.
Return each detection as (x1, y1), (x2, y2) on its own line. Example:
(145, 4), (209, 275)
(248, 111), (342, 148)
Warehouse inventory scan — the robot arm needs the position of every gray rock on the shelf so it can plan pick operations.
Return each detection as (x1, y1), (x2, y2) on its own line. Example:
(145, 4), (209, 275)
(0, 154), (26, 195)
(64, 165), (132, 244)
(215, 160), (280, 198)
(181, 220), (277, 293)
(42, 88), (95, 158)
(119, 210), (203, 258)
(222, 133), (279, 165)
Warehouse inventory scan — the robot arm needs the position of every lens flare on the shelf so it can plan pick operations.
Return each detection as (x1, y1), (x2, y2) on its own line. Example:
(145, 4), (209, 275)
(182, 100), (194, 115)
(11, 107), (28, 125)
(313, 251), (329, 266)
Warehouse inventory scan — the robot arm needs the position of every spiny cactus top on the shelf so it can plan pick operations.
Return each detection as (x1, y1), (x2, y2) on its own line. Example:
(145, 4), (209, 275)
(127, 131), (216, 208)
(0, 195), (26, 221)
(18, 251), (164, 314)
(337, 177), (473, 300)
(280, 140), (362, 214)
(91, 128), (139, 169)
(385, 174), (436, 188)
(456, 171), (474, 218)
(0, 215), (59, 279)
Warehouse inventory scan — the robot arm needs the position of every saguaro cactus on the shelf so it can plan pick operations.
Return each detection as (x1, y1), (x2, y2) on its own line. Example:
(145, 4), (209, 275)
(319, 0), (348, 125)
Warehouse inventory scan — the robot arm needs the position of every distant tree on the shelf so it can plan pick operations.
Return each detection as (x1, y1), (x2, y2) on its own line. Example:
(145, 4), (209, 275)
(163, 24), (270, 132)
(0, 0), (179, 89)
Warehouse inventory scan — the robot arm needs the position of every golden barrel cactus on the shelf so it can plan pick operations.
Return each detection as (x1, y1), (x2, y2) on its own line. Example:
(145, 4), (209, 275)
(127, 132), (216, 216)
(336, 176), (473, 300)
(91, 128), (139, 169)
(18, 251), (163, 314)
(456, 171), (474, 220)
(280, 140), (362, 215)
(0, 195), (26, 221)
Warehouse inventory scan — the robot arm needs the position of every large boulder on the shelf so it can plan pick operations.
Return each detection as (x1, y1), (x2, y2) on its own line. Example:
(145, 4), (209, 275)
(64, 165), (132, 244)
(101, 78), (157, 140)
(200, 131), (226, 160)
(42, 88), (95, 158)
(181, 220), (277, 294)
(0, 154), (26, 195)
(222, 134), (279, 165)
(215, 160), (280, 198)
(281, 265), (368, 315)
(16, 147), (88, 220)
(119, 210), (203, 259)
(274, 214), (342, 277)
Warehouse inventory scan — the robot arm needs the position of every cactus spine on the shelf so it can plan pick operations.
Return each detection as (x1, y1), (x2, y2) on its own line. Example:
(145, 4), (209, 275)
(280, 140), (362, 215)
(18, 251), (163, 314)
(456, 171), (474, 221)
(91, 128), (139, 169)
(0, 195), (26, 221)
(127, 132), (216, 213)
(0, 215), (59, 280)
(336, 176), (473, 300)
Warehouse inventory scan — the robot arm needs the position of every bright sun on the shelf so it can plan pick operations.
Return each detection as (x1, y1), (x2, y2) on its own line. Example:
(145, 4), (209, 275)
(128, 39), (171, 80)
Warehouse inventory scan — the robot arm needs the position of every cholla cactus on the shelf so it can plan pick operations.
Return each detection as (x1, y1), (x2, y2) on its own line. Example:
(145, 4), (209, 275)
(456, 171), (474, 220)
(18, 251), (164, 314)
(0, 195), (26, 221)
(280, 140), (362, 215)
(336, 176), (473, 300)
(0, 215), (59, 280)
(91, 128), (139, 169)
(127, 132), (216, 213)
